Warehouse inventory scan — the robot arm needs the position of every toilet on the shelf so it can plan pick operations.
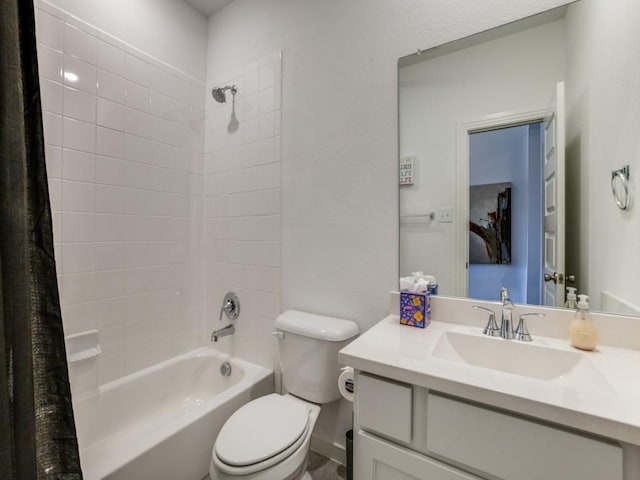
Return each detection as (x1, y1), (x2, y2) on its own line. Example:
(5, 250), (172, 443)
(210, 310), (359, 480)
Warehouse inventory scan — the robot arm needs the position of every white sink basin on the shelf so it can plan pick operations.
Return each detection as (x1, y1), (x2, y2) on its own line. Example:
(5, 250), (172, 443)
(432, 331), (614, 392)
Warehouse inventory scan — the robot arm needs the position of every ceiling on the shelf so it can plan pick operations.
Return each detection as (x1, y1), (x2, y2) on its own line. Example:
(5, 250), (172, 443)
(184, 0), (234, 17)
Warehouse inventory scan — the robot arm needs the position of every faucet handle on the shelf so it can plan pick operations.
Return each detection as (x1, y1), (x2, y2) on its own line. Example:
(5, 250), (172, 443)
(473, 305), (500, 337)
(219, 292), (240, 321)
(219, 299), (232, 321)
(514, 313), (545, 342)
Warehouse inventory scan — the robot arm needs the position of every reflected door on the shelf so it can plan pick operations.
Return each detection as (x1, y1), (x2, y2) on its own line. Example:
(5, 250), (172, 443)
(543, 81), (566, 306)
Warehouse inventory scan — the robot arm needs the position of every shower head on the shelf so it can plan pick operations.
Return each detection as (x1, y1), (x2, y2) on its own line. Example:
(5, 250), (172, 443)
(211, 85), (237, 103)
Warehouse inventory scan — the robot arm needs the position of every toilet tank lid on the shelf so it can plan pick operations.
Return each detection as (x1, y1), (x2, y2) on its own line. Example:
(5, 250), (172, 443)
(275, 310), (359, 341)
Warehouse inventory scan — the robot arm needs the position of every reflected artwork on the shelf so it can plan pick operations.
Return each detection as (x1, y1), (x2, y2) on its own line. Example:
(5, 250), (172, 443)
(469, 183), (512, 264)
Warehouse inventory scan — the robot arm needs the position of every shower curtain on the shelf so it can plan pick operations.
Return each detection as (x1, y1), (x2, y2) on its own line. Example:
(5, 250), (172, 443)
(0, 0), (82, 478)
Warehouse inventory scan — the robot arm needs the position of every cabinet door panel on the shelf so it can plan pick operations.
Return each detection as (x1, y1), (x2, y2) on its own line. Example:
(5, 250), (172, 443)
(426, 393), (623, 480)
(356, 430), (481, 480)
(357, 373), (412, 443)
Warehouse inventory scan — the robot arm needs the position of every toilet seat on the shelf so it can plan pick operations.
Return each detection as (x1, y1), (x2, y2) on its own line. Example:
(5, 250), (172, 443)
(213, 394), (310, 476)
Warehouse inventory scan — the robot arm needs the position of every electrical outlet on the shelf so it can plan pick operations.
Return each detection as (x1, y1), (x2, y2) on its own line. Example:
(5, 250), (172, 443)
(437, 207), (454, 223)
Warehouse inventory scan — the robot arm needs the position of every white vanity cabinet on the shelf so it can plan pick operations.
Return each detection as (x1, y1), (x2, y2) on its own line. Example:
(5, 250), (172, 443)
(354, 372), (624, 480)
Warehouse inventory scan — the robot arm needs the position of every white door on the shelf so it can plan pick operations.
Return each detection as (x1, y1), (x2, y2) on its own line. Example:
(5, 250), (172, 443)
(543, 81), (566, 306)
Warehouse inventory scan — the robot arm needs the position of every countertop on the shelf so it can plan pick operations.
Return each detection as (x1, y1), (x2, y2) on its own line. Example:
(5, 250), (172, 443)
(339, 314), (640, 446)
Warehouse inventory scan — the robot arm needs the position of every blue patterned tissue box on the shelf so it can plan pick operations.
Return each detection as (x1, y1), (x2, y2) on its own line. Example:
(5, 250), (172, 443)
(400, 291), (431, 328)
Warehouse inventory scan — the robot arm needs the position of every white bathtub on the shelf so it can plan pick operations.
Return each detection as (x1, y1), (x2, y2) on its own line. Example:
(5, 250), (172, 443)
(73, 348), (273, 480)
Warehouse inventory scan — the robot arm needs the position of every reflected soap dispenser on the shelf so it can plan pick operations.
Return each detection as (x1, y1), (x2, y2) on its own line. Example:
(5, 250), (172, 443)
(569, 294), (598, 351)
(564, 287), (578, 309)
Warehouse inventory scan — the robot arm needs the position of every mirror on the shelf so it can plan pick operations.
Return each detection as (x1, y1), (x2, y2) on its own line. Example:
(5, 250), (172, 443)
(399, 0), (640, 316)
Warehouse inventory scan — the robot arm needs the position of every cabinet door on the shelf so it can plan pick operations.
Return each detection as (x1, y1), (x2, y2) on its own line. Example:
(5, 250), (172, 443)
(355, 430), (481, 480)
(426, 393), (623, 480)
(357, 373), (412, 444)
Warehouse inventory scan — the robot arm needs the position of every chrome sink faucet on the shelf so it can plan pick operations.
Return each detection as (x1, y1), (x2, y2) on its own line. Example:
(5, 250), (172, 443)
(500, 286), (514, 339)
(475, 288), (545, 342)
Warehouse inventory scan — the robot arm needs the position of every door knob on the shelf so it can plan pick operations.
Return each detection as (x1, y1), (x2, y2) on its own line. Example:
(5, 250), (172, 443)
(544, 272), (564, 284)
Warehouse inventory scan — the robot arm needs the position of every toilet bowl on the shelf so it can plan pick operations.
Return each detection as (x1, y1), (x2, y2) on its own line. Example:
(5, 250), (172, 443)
(210, 394), (320, 480)
(209, 310), (359, 480)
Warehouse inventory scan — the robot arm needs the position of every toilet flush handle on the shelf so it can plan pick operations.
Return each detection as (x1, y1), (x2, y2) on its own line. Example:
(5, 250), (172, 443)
(272, 331), (285, 340)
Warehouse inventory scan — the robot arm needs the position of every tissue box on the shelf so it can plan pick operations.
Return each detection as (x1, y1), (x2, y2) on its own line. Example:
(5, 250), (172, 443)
(400, 291), (432, 328)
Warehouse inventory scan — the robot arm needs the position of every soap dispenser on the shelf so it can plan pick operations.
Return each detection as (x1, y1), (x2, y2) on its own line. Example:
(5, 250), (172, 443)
(569, 294), (598, 351)
(564, 287), (578, 309)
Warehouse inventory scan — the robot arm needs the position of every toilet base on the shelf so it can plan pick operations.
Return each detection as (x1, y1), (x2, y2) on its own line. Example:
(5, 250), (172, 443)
(300, 472), (312, 480)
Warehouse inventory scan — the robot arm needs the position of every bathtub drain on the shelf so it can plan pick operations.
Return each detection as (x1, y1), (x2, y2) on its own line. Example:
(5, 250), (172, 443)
(220, 361), (232, 377)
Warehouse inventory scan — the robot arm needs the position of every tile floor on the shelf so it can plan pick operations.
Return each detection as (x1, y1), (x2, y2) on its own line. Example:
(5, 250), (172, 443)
(203, 451), (346, 480)
(308, 450), (347, 480)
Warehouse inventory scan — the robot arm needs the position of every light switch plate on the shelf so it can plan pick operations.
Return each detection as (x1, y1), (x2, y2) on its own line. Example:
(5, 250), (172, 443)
(437, 207), (453, 223)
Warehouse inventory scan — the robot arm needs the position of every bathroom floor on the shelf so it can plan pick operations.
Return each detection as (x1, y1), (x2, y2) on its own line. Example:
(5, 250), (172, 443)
(308, 450), (347, 480)
(203, 451), (345, 480)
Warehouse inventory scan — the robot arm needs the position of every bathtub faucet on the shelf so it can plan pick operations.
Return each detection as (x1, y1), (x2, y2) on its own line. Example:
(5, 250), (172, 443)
(211, 324), (235, 342)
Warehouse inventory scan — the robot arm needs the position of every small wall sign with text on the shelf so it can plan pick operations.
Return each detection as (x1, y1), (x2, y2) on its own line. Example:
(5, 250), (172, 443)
(400, 156), (415, 185)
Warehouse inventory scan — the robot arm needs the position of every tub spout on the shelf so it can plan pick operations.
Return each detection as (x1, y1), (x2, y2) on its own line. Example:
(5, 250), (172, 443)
(211, 324), (235, 342)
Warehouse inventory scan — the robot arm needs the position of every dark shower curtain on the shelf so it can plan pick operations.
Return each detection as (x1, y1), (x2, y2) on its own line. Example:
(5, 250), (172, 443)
(0, 0), (82, 478)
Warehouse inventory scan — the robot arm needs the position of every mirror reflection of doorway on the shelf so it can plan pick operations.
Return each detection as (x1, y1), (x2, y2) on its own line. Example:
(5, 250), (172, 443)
(468, 123), (544, 304)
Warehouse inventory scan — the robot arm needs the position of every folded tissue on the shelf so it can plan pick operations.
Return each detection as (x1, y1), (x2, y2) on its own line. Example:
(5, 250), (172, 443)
(399, 272), (438, 328)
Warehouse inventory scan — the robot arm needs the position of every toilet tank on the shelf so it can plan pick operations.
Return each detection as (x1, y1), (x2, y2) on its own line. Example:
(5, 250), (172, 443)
(274, 310), (359, 404)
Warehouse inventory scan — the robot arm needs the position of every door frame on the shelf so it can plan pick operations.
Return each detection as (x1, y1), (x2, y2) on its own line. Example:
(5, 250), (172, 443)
(455, 108), (551, 297)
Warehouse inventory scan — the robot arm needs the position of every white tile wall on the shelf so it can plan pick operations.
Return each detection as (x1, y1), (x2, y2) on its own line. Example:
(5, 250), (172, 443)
(204, 52), (283, 370)
(36, 2), (206, 391)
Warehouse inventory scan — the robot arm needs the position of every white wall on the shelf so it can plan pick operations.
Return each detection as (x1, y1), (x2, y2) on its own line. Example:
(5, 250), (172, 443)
(565, 0), (640, 311)
(41, 0), (208, 80)
(399, 19), (566, 296)
(36, 1), (207, 394)
(206, 0), (572, 459)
